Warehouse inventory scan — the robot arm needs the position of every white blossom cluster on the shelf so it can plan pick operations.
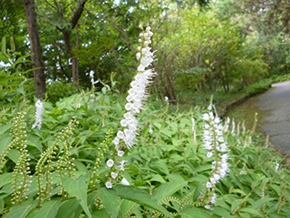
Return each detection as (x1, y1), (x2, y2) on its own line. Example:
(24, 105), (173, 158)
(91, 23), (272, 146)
(112, 26), (155, 151)
(89, 70), (99, 87)
(105, 26), (155, 189)
(202, 110), (230, 209)
(32, 99), (44, 130)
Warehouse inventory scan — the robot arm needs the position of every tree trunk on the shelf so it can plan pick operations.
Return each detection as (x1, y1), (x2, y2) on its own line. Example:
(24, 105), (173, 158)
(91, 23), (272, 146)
(24, 0), (46, 99)
(55, 0), (86, 86)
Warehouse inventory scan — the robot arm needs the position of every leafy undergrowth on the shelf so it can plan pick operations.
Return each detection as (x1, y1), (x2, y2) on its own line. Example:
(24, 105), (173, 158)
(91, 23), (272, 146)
(0, 89), (289, 218)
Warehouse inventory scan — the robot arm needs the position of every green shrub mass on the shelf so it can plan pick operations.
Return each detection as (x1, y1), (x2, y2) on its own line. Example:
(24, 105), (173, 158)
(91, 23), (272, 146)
(0, 88), (289, 218)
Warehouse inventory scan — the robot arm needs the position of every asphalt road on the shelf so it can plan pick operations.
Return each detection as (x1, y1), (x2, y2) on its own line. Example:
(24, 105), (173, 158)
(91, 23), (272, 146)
(258, 81), (290, 155)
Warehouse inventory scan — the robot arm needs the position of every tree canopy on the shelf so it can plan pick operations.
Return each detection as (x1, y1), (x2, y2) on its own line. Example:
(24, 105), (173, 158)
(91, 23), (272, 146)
(0, 0), (289, 101)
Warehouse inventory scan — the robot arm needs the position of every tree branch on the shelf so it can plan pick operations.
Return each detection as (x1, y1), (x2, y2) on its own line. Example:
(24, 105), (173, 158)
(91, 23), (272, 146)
(70, 0), (87, 30)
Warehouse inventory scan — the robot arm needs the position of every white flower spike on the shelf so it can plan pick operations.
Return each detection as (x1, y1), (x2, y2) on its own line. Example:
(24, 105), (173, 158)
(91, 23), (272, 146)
(113, 26), (156, 151)
(32, 99), (44, 130)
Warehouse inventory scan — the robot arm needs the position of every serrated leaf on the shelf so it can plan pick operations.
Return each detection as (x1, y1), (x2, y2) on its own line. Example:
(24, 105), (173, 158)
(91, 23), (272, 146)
(98, 187), (120, 218)
(61, 173), (91, 218)
(27, 200), (61, 218)
(4, 200), (36, 218)
(114, 185), (173, 218)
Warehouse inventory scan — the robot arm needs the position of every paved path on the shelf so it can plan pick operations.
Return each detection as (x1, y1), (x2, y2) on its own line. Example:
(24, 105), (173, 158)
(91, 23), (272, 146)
(258, 81), (290, 155)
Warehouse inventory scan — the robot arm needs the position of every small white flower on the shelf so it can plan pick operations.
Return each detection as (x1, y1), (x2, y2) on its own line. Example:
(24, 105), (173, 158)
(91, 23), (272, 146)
(111, 172), (118, 179)
(275, 163), (280, 171)
(206, 182), (213, 188)
(118, 160), (126, 171)
(121, 178), (130, 186)
(89, 70), (94, 78)
(204, 205), (211, 210)
(105, 181), (113, 189)
(106, 159), (114, 168)
(164, 96), (169, 102)
(148, 126), (153, 134)
(211, 193), (217, 204)
(113, 137), (119, 146)
(117, 150), (124, 157)
(207, 152), (213, 158)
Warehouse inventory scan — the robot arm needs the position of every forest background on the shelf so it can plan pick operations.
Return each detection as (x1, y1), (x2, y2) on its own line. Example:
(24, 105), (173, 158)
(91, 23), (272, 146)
(1, 0), (290, 217)
(1, 0), (290, 108)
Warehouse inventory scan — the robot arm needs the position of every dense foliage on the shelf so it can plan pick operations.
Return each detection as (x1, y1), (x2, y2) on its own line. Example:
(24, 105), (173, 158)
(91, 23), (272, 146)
(1, 0), (290, 217)
(0, 85), (290, 217)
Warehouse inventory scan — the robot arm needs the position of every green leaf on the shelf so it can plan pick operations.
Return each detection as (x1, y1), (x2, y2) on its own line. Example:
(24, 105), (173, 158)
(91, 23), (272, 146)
(27, 134), (42, 152)
(150, 159), (170, 175)
(150, 174), (166, 183)
(0, 53), (9, 63)
(211, 207), (232, 218)
(0, 135), (12, 154)
(27, 200), (61, 218)
(0, 124), (12, 134)
(4, 200), (36, 218)
(114, 185), (174, 218)
(192, 182), (203, 202)
(98, 187), (120, 218)
(119, 199), (140, 217)
(13, 54), (30, 67)
(6, 149), (20, 163)
(92, 209), (110, 218)
(0, 199), (4, 212)
(269, 184), (281, 196)
(251, 197), (276, 209)
(1, 36), (6, 54)
(230, 199), (243, 213)
(56, 198), (82, 218)
(229, 189), (247, 197)
(0, 173), (12, 187)
(153, 179), (187, 202)
(61, 173), (91, 218)
(239, 207), (264, 217)
(180, 208), (211, 218)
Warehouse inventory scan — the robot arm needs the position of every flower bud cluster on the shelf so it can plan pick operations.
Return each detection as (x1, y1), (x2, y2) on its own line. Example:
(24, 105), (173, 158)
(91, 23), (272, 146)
(202, 110), (230, 209)
(32, 99), (44, 130)
(36, 117), (78, 204)
(10, 111), (32, 205)
(105, 26), (155, 189)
